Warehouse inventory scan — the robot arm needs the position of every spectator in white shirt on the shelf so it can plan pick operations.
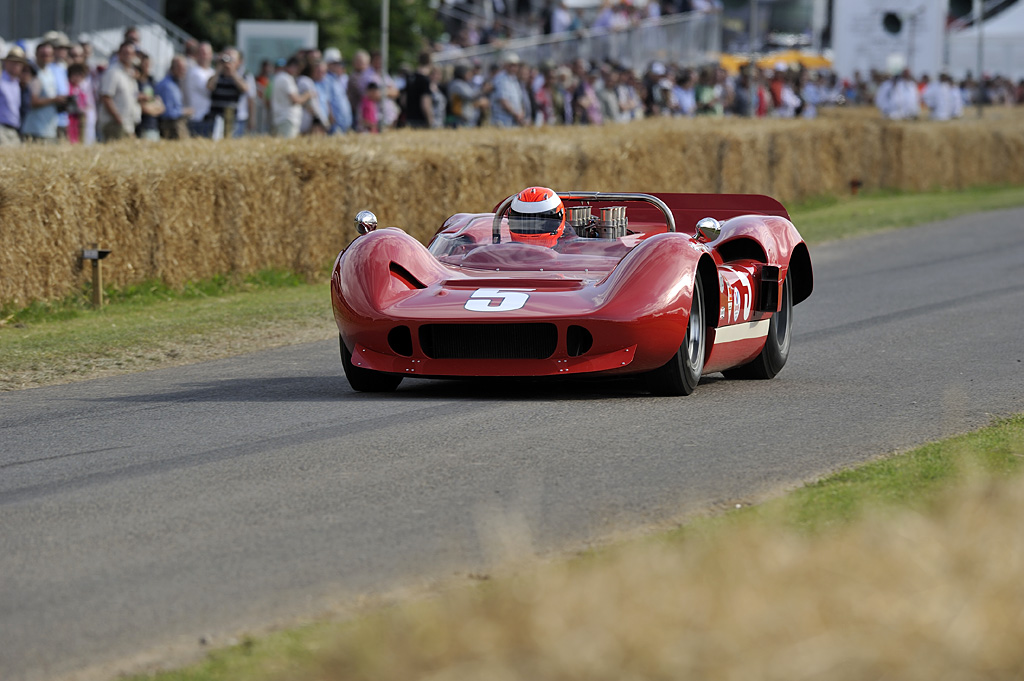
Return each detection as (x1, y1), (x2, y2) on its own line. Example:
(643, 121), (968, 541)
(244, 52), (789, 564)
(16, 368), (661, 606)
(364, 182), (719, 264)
(923, 73), (962, 121)
(185, 42), (215, 137)
(550, 2), (573, 33)
(97, 41), (140, 142)
(670, 70), (697, 117)
(271, 56), (312, 138)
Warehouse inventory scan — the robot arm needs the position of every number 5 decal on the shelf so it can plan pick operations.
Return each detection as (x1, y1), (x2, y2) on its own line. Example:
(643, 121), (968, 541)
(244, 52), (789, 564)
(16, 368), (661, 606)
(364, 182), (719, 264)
(464, 288), (534, 312)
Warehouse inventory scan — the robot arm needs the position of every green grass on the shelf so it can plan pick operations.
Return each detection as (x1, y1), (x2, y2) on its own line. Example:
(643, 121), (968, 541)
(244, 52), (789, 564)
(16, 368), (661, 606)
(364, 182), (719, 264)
(142, 630), (331, 681)
(2, 185), (1024, 390)
(691, 413), (1024, 539)
(789, 184), (1024, 243)
(1, 269), (310, 326)
(0, 271), (333, 390)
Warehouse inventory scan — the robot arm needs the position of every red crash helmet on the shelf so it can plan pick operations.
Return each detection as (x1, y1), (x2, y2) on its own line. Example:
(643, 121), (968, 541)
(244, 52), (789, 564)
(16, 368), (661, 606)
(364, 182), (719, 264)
(508, 186), (565, 248)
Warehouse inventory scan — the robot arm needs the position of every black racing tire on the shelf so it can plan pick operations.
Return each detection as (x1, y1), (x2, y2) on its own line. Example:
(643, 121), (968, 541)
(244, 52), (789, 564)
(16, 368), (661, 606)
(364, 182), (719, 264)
(340, 335), (403, 392)
(646, 273), (705, 396)
(723, 271), (793, 380)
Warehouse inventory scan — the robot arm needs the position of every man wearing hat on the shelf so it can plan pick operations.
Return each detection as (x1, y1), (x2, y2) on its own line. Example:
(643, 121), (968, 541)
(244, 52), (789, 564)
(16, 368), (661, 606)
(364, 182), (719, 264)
(0, 46), (27, 145)
(44, 31), (73, 139)
(490, 52), (525, 127)
(323, 47), (352, 134)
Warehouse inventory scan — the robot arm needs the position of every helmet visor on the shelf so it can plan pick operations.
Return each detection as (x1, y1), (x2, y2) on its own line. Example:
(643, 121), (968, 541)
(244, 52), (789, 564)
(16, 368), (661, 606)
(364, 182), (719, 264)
(508, 209), (563, 236)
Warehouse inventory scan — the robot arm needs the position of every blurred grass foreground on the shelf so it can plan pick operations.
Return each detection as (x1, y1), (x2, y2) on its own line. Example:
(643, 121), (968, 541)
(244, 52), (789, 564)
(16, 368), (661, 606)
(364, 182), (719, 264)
(145, 416), (1024, 681)
(303, 420), (1024, 681)
(320, 483), (1024, 681)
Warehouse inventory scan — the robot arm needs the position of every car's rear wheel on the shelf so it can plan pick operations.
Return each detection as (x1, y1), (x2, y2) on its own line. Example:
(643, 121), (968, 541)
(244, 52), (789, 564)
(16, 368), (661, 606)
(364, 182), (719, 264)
(646, 273), (705, 396)
(723, 271), (793, 380)
(340, 335), (403, 392)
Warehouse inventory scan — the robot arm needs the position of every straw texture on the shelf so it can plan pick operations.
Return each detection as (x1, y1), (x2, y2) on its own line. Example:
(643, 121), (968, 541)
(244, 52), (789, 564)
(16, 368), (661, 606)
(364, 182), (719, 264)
(2, 110), (1022, 307)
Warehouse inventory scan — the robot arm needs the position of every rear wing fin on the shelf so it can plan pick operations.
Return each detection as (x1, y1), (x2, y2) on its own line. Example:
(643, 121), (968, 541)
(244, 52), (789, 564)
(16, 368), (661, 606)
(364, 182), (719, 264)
(588, 193), (790, 232)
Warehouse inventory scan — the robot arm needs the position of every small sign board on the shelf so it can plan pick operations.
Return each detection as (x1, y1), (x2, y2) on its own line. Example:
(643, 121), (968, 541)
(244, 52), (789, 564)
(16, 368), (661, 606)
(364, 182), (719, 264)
(236, 20), (318, 74)
(82, 249), (112, 260)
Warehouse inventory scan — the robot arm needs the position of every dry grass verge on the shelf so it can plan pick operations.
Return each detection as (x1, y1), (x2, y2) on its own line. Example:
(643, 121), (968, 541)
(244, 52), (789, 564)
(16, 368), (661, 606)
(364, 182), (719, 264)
(0, 280), (333, 391)
(3, 109), (1023, 308)
(308, 471), (1024, 681)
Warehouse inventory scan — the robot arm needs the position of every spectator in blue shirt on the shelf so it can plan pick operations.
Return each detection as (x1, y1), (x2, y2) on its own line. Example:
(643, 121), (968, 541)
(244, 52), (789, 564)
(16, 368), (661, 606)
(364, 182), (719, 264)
(490, 52), (525, 127)
(0, 46), (28, 146)
(52, 40), (71, 138)
(22, 42), (66, 142)
(312, 60), (335, 133)
(156, 55), (191, 139)
(323, 48), (352, 134)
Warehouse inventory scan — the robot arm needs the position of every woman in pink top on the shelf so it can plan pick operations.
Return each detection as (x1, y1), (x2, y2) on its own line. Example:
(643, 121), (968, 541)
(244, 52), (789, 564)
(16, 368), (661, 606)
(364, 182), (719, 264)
(360, 81), (380, 133)
(66, 63), (89, 144)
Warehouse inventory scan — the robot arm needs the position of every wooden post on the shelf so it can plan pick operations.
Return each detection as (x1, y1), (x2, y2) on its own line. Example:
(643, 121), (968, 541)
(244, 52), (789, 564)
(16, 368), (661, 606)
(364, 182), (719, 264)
(974, 0), (984, 119)
(91, 242), (103, 309)
(82, 245), (111, 308)
(749, 0), (757, 52)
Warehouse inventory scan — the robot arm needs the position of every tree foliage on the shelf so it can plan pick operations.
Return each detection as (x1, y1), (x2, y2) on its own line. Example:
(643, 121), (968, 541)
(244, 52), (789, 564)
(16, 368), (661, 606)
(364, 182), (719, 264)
(166, 0), (442, 64)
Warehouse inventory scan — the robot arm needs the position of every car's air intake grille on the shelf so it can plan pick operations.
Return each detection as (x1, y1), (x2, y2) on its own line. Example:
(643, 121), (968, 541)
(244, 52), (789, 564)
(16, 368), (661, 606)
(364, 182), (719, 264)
(419, 323), (558, 360)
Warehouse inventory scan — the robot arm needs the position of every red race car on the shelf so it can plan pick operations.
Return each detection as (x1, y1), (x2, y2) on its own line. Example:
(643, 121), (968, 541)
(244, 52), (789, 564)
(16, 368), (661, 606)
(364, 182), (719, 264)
(330, 188), (812, 395)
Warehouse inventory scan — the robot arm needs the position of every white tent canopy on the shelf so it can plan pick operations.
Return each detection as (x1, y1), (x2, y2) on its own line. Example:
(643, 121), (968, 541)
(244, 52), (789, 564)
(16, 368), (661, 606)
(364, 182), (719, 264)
(947, 2), (1024, 79)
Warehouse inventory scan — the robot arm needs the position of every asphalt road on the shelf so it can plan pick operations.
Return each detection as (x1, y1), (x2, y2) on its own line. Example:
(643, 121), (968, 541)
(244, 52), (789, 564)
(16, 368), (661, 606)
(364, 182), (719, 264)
(2, 209), (1022, 681)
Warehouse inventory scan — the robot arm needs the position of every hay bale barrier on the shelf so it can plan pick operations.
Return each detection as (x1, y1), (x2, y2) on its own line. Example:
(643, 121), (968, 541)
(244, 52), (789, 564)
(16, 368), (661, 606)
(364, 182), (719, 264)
(2, 110), (1023, 308)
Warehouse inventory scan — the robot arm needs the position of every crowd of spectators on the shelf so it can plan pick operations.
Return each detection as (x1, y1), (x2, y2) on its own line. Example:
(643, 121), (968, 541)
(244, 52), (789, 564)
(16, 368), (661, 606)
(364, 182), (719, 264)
(2, 24), (1023, 147)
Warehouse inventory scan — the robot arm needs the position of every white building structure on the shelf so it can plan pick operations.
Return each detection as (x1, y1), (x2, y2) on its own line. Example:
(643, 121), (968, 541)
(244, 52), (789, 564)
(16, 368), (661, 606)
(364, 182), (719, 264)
(832, 0), (946, 78)
(947, 1), (1024, 80)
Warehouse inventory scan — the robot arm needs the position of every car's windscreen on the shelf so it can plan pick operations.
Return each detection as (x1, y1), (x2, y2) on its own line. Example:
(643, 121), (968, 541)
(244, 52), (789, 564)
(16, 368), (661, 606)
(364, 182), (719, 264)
(428, 214), (644, 272)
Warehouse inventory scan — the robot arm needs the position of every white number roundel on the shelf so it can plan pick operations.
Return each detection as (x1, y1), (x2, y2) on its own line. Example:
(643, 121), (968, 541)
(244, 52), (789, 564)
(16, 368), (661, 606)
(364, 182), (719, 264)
(464, 288), (534, 312)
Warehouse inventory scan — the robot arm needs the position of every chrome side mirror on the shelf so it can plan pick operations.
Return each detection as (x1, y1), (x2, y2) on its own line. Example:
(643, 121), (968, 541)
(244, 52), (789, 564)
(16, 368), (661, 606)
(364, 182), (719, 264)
(695, 217), (721, 243)
(355, 210), (378, 235)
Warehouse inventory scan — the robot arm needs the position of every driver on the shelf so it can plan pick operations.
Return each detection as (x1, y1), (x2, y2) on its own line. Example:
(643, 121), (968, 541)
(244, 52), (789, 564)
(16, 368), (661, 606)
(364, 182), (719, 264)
(507, 186), (566, 248)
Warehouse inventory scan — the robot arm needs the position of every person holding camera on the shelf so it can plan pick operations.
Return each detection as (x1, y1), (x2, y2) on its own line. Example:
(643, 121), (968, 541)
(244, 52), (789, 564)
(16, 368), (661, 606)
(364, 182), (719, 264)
(206, 47), (248, 140)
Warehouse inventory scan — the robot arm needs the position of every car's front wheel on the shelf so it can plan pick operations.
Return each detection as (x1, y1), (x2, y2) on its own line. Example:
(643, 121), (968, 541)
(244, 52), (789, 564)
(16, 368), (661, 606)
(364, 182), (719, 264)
(646, 273), (705, 396)
(340, 335), (403, 392)
(723, 270), (793, 380)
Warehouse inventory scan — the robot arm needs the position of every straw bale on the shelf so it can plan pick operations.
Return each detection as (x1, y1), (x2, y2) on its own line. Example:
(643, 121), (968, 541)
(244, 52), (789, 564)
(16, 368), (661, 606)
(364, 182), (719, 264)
(2, 109), (1023, 307)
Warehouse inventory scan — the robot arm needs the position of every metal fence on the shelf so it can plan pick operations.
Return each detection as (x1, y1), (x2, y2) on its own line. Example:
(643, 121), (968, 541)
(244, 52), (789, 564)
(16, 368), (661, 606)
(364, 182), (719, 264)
(433, 11), (722, 71)
(71, 0), (192, 48)
(1, 0), (68, 42)
(72, 0), (191, 76)
(1, 0), (187, 45)
(2, 0), (191, 78)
